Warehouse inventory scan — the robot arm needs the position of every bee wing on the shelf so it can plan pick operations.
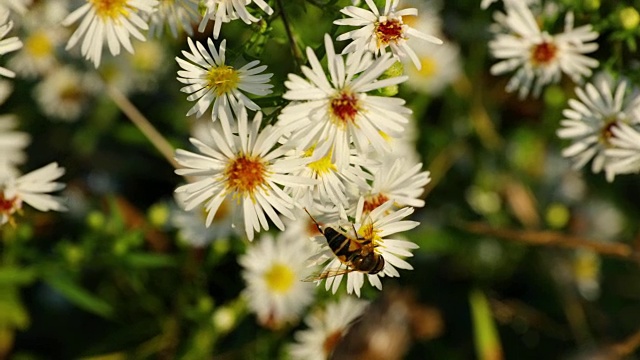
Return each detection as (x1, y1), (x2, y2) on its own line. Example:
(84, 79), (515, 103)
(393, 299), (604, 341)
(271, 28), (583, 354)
(302, 267), (356, 282)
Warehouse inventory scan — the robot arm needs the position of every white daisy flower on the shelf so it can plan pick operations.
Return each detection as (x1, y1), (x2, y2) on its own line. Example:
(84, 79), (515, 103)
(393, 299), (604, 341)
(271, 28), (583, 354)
(334, 0), (442, 70)
(0, 115), (29, 176)
(147, 0), (199, 38)
(278, 33), (411, 170)
(62, 0), (159, 68)
(197, 0), (274, 40)
(239, 232), (317, 329)
(176, 37), (273, 140)
(0, 8), (22, 78)
(1, 162), (67, 226)
(34, 66), (97, 122)
(489, 3), (599, 98)
(9, 29), (64, 78)
(604, 123), (640, 180)
(557, 74), (640, 179)
(308, 199), (420, 297)
(288, 297), (369, 360)
(174, 110), (316, 241)
(354, 157), (431, 215)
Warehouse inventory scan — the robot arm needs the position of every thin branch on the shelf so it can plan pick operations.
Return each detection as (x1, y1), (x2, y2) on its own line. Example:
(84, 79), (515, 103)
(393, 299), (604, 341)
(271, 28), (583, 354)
(104, 84), (179, 170)
(276, 0), (304, 68)
(460, 222), (639, 262)
(609, 327), (640, 358)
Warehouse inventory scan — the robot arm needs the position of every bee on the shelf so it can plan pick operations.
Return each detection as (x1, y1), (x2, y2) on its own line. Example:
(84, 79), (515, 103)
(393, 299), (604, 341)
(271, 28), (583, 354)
(303, 208), (384, 281)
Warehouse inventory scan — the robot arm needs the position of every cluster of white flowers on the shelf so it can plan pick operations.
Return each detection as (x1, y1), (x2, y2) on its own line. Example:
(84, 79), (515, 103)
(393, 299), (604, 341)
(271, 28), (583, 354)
(0, 8), (67, 226)
(165, 0), (438, 306)
(488, 0), (599, 99)
(486, 1), (640, 182)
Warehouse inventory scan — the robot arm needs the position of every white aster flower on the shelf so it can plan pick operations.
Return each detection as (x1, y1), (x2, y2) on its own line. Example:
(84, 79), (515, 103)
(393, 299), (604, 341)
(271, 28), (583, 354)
(147, 0), (199, 38)
(278, 34), (411, 170)
(0, 115), (29, 176)
(489, 3), (599, 98)
(1, 162), (67, 226)
(604, 123), (640, 180)
(174, 110), (316, 241)
(308, 199), (420, 297)
(176, 37), (273, 140)
(0, 8), (22, 78)
(34, 66), (98, 122)
(9, 29), (64, 78)
(334, 0), (442, 70)
(198, 0), (274, 40)
(62, 0), (159, 68)
(239, 232), (317, 329)
(288, 297), (369, 360)
(557, 74), (640, 179)
(353, 158), (430, 215)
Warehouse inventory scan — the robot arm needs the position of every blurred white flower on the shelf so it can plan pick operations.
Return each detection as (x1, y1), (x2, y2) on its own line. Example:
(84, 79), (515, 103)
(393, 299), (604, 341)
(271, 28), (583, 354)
(489, 3), (599, 98)
(239, 232), (317, 329)
(62, 0), (159, 68)
(147, 0), (199, 38)
(34, 66), (97, 122)
(1, 162), (67, 226)
(0, 8), (22, 78)
(198, 0), (273, 39)
(8, 1), (69, 78)
(171, 192), (235, 248)
(288, 297), (369, 360)
(0, 115), (29, 176)
(605, 123), (640, 180)
(557, 74), (640, 180)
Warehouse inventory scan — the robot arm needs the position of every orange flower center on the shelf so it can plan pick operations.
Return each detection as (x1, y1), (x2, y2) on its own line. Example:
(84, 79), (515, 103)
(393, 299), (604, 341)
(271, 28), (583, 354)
(375, 18), (404, 46)
(330, 91), (360, 129)
(530, 41), (557, 66)
(224, 154), (268, 201)
(600, 120), (620, 147)
(363, 193), (389, 214)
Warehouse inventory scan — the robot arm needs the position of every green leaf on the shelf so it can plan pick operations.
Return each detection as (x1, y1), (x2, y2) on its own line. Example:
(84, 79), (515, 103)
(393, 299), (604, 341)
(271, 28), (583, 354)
(470, 289), (503, 360)
(42, 273), (114, 319)
(0, 287), (30, 329)
(123, 253), (177, 268)
(0, 267), (37, 286)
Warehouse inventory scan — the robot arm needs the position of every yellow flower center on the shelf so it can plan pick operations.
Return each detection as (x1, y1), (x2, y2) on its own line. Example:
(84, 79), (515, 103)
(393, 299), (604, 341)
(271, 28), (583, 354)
(90, 0), (129, 20)
(329, 91), (360, 129)
(206, 65), (239, 96)
(224, 154), (268, 201)
(358, 221), (380, 243)
(25, 31), (53, 57)
(419, 56), (437, 78)
(264, 263), (295, 293)
(307, 153), (336, 176)
(375, 18), (404, 46)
